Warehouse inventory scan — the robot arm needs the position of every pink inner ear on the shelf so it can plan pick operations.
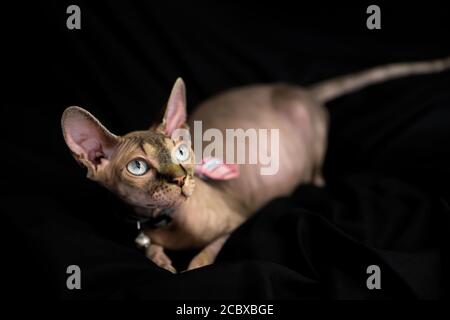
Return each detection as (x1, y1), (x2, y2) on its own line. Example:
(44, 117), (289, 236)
(164, 78), (187, 136)
(165, 104), (185, 136)
(64, 113), (115, 162)
(195, 157), (240, 180)
(79, 136), (104, 163)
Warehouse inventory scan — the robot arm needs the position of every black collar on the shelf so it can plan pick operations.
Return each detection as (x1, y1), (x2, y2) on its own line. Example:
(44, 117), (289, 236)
(130, 207), (175, 229)
(146, 208), (174, 228)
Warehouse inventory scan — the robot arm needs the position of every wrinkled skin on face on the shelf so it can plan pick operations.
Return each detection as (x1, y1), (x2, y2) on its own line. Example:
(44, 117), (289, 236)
(105, 130), (196, 216)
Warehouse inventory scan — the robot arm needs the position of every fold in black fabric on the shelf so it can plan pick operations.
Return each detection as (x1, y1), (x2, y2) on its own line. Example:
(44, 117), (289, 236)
(2, 1), (449, 299)
(220, 174), (447, 299)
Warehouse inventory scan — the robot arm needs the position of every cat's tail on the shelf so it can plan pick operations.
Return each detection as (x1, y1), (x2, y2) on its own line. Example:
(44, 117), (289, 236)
(309, 56), (450, 103)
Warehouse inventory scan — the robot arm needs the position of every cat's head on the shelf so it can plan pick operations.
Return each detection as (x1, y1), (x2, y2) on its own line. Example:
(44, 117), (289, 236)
(61, 78), (195, 217)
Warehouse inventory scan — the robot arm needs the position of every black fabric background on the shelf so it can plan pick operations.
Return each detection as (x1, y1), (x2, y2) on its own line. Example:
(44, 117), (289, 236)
(2, 1), (450, 299)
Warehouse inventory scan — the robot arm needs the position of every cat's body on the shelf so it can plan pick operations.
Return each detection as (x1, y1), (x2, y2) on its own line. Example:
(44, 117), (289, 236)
(62, 56), (450, 272)
(147, 84), (327, 247)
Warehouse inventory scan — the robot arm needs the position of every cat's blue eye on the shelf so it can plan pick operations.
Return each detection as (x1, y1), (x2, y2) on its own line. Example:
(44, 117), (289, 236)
(175, 143), (190, 162)
(126, 159), (149, 176)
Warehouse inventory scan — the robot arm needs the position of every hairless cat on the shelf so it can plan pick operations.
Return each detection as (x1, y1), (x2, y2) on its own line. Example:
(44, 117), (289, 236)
(62, 56), (450, 272)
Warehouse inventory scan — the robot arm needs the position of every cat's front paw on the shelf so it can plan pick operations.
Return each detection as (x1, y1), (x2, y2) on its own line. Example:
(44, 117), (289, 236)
(145, 244), (177, 273)
(186, 250), (214, 271)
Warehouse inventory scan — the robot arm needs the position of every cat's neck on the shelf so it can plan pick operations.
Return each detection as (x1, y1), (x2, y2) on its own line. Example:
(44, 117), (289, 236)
(146, 177), (246, 249)
(176, 177), (247, 234)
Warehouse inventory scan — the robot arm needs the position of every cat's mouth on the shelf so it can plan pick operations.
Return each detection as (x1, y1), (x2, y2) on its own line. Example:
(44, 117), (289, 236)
(124, 174), (195, 224)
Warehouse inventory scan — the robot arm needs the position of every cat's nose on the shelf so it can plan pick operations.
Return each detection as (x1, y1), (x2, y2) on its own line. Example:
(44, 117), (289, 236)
(170, 175), (186, 187)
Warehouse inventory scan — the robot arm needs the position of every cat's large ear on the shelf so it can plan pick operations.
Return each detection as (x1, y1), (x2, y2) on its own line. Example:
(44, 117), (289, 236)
(160, 78), (188, 137)
(61, 106), (119, 179)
